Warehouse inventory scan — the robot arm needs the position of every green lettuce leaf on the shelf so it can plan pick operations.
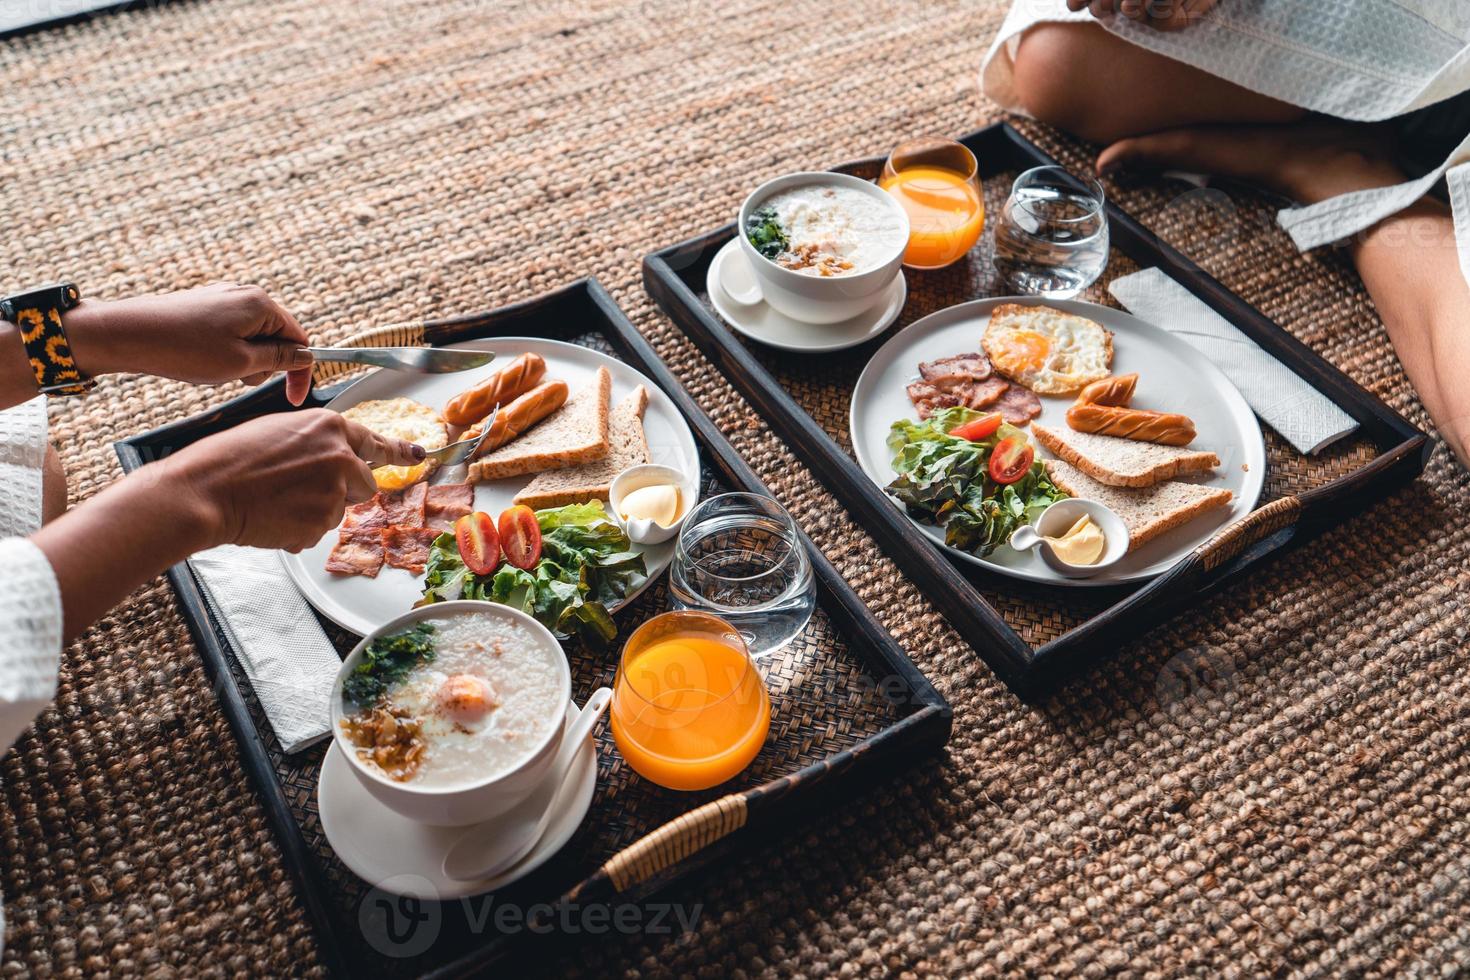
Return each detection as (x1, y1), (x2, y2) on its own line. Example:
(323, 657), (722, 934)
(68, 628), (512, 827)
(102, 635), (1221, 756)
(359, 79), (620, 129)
(416, 500), (646, 648)
(884, 409), (1068, 558)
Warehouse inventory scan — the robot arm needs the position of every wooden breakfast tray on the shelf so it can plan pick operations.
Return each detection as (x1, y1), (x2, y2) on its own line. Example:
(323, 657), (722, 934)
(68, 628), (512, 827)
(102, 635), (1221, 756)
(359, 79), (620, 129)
(112, 279), (951, 977)
(642, 122), (1432, 699)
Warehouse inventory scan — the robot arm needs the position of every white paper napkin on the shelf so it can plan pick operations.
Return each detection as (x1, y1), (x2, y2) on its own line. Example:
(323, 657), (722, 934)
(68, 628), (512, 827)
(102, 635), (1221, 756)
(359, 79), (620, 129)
(188, 545), (341, 753)
(1108, 268), (1358, 455)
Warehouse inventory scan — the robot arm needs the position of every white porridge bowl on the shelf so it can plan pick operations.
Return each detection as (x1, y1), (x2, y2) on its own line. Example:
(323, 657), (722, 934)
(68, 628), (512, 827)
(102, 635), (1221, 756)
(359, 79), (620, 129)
(330, 600), (571, 827)
(737, 171), (910, 324)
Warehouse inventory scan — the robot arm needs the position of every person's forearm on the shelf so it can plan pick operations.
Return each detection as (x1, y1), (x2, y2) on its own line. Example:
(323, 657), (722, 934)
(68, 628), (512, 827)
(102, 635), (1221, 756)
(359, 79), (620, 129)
(1350, 199), (1470, 467)
(30, 458), (220, 641)
(0, 299), (118, 411)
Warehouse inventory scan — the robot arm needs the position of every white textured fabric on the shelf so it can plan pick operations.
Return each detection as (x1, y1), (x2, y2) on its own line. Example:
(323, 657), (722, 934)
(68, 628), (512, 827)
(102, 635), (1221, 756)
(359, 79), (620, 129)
(187, 546), (340, 752)
(0, 397), (46, 537)
(0, 538), (63, 752)
(982, 1), (1470, 280)
(1110, 268), (1359, 454)
(0, 398), (61, 958)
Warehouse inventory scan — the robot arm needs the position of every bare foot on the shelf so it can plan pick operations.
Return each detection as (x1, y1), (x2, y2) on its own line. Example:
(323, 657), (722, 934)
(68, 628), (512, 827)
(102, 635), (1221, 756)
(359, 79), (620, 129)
(1096, 120), (1408, 205)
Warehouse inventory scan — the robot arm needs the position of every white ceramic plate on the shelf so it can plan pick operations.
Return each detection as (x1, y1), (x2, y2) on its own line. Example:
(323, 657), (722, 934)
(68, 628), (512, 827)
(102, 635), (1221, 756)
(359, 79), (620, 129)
(282, 338), (700, 635)
(706, 239), (907, 353)
(849, 297), (1266, 586)
(317, 701), (596, 900)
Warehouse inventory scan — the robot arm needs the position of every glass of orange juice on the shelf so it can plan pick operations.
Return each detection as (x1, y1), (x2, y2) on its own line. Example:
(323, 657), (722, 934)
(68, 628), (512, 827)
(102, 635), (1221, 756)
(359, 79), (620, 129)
(610, 610), (771, 792)
(879, 136), (985, 270)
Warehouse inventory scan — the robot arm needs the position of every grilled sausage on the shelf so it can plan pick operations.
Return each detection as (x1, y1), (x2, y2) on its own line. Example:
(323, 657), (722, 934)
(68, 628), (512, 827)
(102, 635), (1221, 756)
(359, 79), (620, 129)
(1075, 373), (1138, 407)
(443, 353), (547, 426)
(466, 380), (568, 457)
(1065, 403), (1197, 446)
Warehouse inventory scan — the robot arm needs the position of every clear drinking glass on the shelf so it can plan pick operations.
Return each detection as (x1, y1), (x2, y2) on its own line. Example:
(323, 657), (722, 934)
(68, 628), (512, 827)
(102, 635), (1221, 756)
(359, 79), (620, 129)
(993, 165), (1109, 298)
(667, 493), (816, 659)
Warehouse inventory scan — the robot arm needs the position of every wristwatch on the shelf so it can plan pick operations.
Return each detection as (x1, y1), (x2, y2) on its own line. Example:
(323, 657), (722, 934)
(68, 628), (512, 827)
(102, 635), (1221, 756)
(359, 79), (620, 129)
(0, 281), (94, 396)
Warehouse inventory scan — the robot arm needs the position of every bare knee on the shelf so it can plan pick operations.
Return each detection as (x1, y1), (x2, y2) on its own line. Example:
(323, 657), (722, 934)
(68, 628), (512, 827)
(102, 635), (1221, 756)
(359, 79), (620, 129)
(1012, 23), (1132, 143)
(42, 443), (67, 524)
(1010, 22), (1307, 144)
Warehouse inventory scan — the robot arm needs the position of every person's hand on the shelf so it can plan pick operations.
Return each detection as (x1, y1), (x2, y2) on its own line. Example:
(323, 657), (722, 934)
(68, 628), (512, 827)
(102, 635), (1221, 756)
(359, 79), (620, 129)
(162, 409), (426, 552)
(65, 283), (316, 405)
(1066, 0), (1219, 31)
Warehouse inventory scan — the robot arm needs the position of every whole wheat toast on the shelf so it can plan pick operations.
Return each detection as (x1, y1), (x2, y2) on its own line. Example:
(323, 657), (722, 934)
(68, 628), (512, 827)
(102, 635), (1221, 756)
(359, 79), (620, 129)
(1033, 423), (1219, 488)
(1043, 459), (1232, 552)
(468, 367), (611, 482)
(514, 386), (650, 508)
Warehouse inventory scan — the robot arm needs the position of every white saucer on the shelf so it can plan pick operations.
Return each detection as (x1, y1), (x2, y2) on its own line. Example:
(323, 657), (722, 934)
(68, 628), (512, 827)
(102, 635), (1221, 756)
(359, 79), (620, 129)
(706, 238), (907, 353)
(318, 701), (598, 900)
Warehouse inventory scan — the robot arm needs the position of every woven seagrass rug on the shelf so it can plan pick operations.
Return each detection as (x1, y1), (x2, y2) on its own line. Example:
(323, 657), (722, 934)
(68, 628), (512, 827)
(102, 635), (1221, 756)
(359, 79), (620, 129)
(2, 0), (1468, 975)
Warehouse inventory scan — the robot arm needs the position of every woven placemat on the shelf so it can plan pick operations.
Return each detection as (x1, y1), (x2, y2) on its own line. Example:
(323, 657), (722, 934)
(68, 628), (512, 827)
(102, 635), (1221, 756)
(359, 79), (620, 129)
(2, 1), (1468, 976)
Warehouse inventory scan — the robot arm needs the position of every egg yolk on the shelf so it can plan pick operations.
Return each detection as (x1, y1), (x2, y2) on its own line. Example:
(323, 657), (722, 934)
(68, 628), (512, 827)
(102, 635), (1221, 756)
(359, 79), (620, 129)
(373, 461), (434, 490)
(436, 674), (498, 722)
(1003, 330), (1051, 371)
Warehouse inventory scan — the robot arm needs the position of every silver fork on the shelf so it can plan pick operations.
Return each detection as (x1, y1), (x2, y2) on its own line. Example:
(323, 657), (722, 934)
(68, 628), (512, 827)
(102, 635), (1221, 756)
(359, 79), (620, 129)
(414, 403), (499, 467)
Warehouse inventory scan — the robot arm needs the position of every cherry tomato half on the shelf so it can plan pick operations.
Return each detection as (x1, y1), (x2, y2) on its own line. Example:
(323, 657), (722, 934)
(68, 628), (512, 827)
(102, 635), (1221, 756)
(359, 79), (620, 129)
(498, 505), (543, 571)
(455, 512), (501, 577)
(948, 412), (1003, 443)
(988, 436), (1034, 485)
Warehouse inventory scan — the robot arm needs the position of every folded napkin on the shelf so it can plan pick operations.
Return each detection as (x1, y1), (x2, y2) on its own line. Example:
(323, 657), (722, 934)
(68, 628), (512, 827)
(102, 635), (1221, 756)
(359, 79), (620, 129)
(188, 545), (341, 752)
(1108, 268), (1358, 455)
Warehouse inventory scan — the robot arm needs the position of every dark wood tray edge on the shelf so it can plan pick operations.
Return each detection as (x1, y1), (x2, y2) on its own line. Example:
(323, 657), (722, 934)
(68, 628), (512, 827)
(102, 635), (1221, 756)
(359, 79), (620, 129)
(113, 276), (952, 977)
(640, 121), (1431, 698)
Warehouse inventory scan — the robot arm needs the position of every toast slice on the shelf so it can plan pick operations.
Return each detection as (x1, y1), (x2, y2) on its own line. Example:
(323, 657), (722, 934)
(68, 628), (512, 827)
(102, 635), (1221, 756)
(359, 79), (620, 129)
(1044, 460), (1233, 552)
(514, 386), (650, 508)
(1033, 423), (1219, 488)
(468, 367), (611, 482)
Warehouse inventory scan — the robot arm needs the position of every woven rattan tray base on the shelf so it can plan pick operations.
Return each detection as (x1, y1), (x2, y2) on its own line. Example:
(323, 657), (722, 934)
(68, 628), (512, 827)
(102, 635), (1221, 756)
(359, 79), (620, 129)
(114, 279), (950, 977)
(644, 123), (1428, 695)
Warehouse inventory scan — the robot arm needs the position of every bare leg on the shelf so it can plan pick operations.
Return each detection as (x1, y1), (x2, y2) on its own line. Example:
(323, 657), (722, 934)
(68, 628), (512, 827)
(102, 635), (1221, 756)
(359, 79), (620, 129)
(1010, 22), (1306, 143)
(42, 444), (67, 523)
(1348, 203), (1470, 467)
(1094, 125), (1470, 467)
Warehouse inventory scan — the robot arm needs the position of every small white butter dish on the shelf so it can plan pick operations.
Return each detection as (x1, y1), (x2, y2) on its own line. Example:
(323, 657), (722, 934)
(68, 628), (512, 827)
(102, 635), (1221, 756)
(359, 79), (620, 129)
(1009, 499), (1130, 579)
(609, 464), (699, 545)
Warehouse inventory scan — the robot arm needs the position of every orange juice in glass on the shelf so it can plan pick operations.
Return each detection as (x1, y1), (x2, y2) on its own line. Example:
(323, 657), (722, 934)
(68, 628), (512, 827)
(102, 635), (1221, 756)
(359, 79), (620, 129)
(611, 611), (771, 791)
(879, 137), (985, 270)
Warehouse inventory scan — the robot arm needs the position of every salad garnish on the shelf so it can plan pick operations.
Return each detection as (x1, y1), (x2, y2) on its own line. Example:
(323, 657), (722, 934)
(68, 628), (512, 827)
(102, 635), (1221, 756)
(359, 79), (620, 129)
(417, 500), (646, 647)
(886, 406), (1068, 557)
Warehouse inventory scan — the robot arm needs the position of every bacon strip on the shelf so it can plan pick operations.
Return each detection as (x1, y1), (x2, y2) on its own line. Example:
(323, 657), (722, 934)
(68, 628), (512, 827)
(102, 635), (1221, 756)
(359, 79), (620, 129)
(382, 526), (442, 575)
(996, 385), (1042, 426)
(919, 353), (992, 384)
(325, 529), (386, 578)
(326, 482), (464, 578)
(424, 483), (475, 532)
(341, 497), (392, 535)
(379, 482), (429, 528)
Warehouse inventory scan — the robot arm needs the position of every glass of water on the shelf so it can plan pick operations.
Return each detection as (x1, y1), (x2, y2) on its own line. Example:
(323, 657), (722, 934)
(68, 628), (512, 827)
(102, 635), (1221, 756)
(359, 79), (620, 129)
(667, 493), (815, 660)
(993, 165), (1109, 298)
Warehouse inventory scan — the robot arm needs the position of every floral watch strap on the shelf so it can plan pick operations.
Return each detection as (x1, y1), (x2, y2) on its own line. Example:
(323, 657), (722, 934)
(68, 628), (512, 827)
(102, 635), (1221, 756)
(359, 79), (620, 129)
(1, 282), (94, 396)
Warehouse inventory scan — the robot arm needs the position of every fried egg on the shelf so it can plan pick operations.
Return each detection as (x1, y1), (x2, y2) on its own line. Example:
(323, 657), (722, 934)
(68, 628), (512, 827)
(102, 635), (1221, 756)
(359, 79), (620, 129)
(981, 304), (1113, 395)
(340, 397), (447, 489)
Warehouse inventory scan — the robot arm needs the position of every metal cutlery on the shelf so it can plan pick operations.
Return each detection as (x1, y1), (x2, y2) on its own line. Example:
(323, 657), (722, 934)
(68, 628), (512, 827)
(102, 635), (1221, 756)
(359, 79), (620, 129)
(307, 346), (496, 374)
(420, 422), (493, 467)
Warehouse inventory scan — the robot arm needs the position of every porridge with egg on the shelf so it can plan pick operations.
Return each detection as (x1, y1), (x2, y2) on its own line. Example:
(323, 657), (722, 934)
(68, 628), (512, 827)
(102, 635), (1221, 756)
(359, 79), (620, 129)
(746, 183), (906, 277)
(340, 612), (565, 788)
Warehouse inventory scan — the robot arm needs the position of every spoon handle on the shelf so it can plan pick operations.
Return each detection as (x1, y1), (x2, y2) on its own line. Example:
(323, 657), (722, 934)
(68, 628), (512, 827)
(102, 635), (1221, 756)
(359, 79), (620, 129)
(441, 688), (612, 882)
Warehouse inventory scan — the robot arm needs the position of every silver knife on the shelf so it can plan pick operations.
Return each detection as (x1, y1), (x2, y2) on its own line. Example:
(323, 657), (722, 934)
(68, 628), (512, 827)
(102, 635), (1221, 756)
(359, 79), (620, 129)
(307, 346), (496, 374)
